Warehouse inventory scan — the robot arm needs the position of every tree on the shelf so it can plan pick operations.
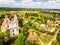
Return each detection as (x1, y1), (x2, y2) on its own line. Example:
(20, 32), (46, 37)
(5, 29), (10, 37)
(25, 40), (38, 45)
(0, 31), (4, 45)
(56, 32), (60, 45)
(0, 35), (4, 45)
(15, 33), (38, 45)
(18, 18), (23, 27)
(4, 29), (15, 45)
(51, 40), (59, 45)
(15, 33), (26, 45)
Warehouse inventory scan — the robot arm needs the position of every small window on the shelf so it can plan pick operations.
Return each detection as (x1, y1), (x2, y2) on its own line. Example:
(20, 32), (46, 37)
(16, 23), (17, 26)
(13, 33), (15, 35)
(7, 20), (8, 22)
(12, 30), (14, 32)
(12, 30), (15, 36)
(16, 29), (18, 31)
(7, 25), (9, 28)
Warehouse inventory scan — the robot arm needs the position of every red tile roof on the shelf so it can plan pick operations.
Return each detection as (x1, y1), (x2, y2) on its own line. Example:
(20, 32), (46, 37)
(41, 33), (47, 37)
(27, 34), (38, 40)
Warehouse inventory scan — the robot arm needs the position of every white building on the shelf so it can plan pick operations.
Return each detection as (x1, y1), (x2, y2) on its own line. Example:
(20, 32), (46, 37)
(40, 24), (48, 30)
(1, 14), (19, 37)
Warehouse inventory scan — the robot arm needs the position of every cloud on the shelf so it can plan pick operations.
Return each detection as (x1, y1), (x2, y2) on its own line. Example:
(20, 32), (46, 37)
(43, 0), (60, 9)
(56, 0), (60, 2)
(21, 0), (32, 3)
(0, 0), (60, 9)
(0, 0), (16, 5)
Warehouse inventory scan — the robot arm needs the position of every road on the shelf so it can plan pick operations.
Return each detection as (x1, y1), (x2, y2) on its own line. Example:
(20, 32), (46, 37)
(39, 39), (45, 45)
(47, 29), (59, 45)
(38, 29), (59, 45)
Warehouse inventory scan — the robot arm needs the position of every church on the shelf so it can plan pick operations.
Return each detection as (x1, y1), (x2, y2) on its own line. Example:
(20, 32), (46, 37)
(1, 14), (19, 37)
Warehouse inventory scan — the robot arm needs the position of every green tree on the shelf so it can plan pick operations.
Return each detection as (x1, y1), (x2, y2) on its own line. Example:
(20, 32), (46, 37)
(51, 40), (59, 45)
(18, 18), (23, 27)
(25, 40), (38, 45)
(4, 29), (15, 45)
(56, 32), (60, 45)
(5, 29), (10, 37)
(15, 33), (26, 45)
(15, 33), (38, 45)
(0, 31), (4, 45)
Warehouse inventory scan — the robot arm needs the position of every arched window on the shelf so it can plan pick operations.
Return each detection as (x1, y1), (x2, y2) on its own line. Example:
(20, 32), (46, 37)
(7, 25), (9, 28)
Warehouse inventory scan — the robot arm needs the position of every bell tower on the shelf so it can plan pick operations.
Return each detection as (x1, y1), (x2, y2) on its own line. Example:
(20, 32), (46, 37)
(13, 14), (17, 21)
(5, 15), (9, 23)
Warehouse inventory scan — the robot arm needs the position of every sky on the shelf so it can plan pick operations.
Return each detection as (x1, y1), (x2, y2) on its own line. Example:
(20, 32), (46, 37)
(0, 0), (60, 9)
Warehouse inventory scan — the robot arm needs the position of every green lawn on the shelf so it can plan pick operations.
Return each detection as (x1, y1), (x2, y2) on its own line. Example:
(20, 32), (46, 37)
(39, 34), (54, 44)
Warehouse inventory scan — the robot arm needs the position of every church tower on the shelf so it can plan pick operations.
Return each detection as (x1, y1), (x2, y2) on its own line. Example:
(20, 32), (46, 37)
(5, 15), (9, 24)
(13, 14), (18, 21)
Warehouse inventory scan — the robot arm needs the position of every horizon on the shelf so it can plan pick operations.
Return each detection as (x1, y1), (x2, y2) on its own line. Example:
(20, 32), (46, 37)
(0, 7), (60, 10)
(0, 0), (60, 9)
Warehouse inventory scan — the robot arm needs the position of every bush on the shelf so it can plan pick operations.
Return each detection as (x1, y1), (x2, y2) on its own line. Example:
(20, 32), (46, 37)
(25, 40), (38, 45)
(0, 32), (4, 45)
(51, 40), (59, 45)
(18, 18), (23, 27)
(47, 31), (55, 35)
(56, 32), (60, 44)
(15, 33), (26, 45)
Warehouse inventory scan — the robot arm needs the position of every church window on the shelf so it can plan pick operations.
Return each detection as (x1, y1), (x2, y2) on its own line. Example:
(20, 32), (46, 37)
(12, 30), (14, 32)
(16, 23), (17, 26)
(7, 25), (9, 28)
(16, 29), (18, 31)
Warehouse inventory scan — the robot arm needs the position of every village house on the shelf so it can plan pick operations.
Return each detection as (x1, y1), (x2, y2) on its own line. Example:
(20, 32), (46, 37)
(35, 22), (48, 30)
(41, 33), (47, 38)
(35, 22), (40, 26)
(23, 21), (28, 25)
(50, 24), (57, 32)
(56, 18), (60, 24)
(1, 14), (19, 37)
(47, 20), (54, 24)
(27, 30), (38, 40)
(40, 24), (48, 30)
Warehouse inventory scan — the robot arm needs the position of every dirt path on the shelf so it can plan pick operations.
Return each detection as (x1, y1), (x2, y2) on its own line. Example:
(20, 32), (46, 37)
(47, 29), (59, 45)
(38, 39), (45, 45)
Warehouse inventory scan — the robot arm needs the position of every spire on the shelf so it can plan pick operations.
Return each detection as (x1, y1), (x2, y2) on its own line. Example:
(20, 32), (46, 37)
(5, 15), (8, 19)
(13, 13), (17, 21)
(5, 15), (9, 23)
